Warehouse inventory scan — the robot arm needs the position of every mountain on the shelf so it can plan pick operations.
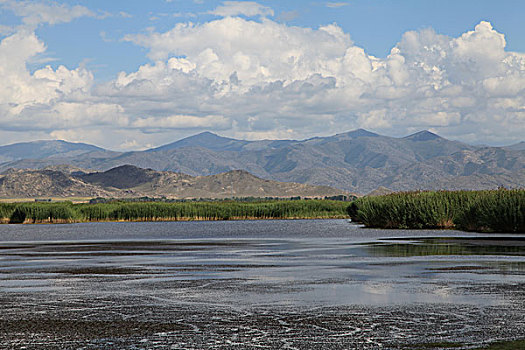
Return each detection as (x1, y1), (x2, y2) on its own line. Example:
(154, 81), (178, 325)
(0, 140), (106, 164)
(504, 141), (525, 151)
(403, 130), (442, 141)
(149, 131), (295, 152)
(149, 131), (250, 152)
(0, 130), (523, 194)
(0, 165), (348, 199)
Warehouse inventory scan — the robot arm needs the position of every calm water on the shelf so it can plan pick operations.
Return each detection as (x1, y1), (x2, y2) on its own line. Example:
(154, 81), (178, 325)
(1, 219), (524, 348)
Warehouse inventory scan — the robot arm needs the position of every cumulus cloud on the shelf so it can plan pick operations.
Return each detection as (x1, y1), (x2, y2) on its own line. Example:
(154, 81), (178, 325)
(0, 30), (92, 109)
(124, 17), (352, 82)
(0, 27), (127, 141)
(209, 1), (274, 18)
(0, 6), (524, 149)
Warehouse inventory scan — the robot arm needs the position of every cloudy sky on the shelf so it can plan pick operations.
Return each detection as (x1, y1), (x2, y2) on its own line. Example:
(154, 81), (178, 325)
(0, 0), (524, 150)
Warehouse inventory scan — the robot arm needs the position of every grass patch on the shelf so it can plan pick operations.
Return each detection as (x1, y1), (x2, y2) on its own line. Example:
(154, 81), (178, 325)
(347, 189), (524, 233)
(479, 339), (525, 349)
(0, 199), (349, 224)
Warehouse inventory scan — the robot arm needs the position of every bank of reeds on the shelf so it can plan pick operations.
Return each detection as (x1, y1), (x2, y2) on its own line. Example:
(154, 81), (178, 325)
(0, 200), (349, 224)
(347, 189), (524, 233)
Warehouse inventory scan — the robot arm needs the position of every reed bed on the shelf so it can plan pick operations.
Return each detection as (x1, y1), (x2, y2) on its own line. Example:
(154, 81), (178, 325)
(0, 200), (349, 224)
(348, 189), (524, 233)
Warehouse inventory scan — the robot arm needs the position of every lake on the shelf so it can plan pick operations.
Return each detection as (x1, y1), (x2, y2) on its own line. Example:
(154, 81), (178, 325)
(0, 219), (524, 349)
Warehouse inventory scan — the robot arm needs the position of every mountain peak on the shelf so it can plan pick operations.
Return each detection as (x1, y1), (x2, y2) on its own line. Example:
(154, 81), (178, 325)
(504, 141), (525, 151)
(151, 131), (250, 152)
(347, 129), (379, 138)
(403, 130), (443, 141)
(331, 129), (379, 139)
(190, 131), (222, 139)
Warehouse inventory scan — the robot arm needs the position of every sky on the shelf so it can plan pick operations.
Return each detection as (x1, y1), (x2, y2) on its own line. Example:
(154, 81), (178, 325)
(0, 0), (524, 150)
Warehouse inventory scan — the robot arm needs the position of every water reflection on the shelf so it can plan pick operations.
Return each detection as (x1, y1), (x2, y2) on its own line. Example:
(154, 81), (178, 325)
(0, 220), (524, 308)
(366, 237), (525, 257)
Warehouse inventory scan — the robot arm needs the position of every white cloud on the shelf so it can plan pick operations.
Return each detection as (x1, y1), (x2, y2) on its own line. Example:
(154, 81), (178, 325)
(0, 30), (92, 109)
(119, 11), (133, 18)
(0, 0), (95, 27)
(115, 18), (525, 146)
(132, 114), (231, 130)
(210, 1), (274, 18)
(326, 2), (349, 8)
(0, 11), (524, 149)
(124, 17), (353, 84)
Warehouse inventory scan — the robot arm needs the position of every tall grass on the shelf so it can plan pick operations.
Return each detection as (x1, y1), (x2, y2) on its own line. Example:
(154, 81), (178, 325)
(0, 200), (349, 224)
(6, 202), (80, 224)
(455, 189), (524, 232)
(348, 189), (524, 233)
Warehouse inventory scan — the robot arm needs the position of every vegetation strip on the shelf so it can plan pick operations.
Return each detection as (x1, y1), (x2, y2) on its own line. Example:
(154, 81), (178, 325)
(477, 339), (525, 350)
(0, 200), (349, 224)
(347, 189), (524, 233)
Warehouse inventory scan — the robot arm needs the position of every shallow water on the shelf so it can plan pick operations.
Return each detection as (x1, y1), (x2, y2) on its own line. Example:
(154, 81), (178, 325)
(0, 219), (524, 349)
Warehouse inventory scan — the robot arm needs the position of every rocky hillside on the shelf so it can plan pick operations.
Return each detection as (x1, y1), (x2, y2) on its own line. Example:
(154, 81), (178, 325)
(0, 169), (123, 198)
(0, 165), (349, 199)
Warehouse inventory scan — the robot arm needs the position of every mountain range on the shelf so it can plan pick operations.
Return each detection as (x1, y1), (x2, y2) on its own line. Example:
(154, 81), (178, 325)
(0, 130), (523, 194)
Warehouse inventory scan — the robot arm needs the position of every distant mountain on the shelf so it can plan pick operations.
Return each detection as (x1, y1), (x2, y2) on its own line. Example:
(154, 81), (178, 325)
(504, 141), (525, 151)
(149, 131), (250, 152)
(0, 140), (105, 164)
(0, 130), (523, 194)
(403, 130), (442, 141)
(0, 165), (349, 199)
(149, 131), (295, 152)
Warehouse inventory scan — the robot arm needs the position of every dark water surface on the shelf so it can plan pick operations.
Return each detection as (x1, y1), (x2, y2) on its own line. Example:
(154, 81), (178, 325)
(0, 220), (524, 349)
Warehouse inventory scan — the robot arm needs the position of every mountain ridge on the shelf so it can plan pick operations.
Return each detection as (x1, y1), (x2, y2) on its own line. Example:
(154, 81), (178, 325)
(1, 130), (523, 194)
(0, 140), (107, 164)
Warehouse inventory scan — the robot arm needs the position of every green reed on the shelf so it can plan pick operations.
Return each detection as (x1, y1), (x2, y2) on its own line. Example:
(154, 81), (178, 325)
(0, 200), (349, 224)
(348, 189), (524, 233)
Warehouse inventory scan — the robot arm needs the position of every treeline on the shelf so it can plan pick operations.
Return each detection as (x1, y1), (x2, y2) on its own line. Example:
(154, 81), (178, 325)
(89, 195), (356, 204)
(0, 200), (349, 224)
(347, 189), (524, 233)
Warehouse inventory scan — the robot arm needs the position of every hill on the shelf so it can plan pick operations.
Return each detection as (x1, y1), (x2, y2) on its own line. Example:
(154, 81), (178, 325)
(0, 165), (349, 199)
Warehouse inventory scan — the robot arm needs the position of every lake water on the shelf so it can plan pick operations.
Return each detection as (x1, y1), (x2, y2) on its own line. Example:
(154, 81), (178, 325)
(1, 219), (524, 349)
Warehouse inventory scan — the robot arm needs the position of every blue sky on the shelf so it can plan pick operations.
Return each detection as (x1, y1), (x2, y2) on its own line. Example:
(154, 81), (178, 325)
(0, 0), (524, 149)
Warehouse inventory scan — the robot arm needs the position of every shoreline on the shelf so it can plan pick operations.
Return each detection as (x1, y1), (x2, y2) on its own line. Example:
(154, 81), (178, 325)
(0, 215), (350, 225)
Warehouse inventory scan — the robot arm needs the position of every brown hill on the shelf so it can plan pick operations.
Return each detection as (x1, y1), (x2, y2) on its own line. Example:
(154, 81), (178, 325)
(125, 169), (347, 199)
(0, 166), (350, 199)
(0, 169), (126, 198)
